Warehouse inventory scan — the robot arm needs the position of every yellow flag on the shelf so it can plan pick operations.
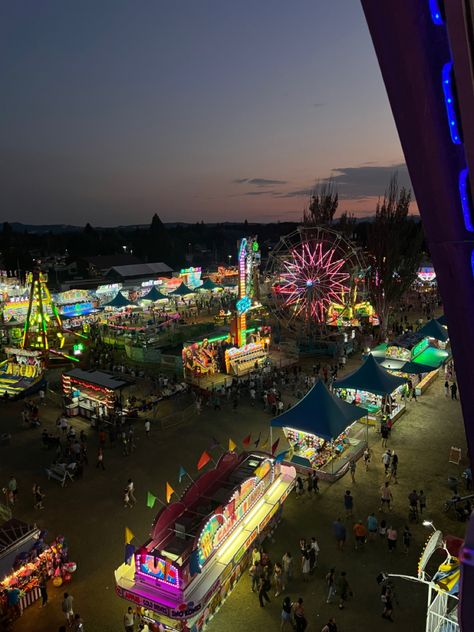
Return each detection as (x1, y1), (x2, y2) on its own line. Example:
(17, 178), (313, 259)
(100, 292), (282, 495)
(229, 438), (236, 452)
(166, 482), (175, 504)
(125, 527), (134, 545)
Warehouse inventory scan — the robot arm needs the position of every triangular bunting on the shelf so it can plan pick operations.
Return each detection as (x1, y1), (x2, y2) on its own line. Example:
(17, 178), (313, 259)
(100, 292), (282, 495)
(271, 438), (280, 455)
(242, 434), (251, 448)
(197, 450), (211, 470)
(166, 482), (175, 504)
(124, 543), (135, 565)
(147, 491), (157, 509)
(178, 465), (187, 483)
(228, 438), (236, 452)
(125, 527), (135, 545)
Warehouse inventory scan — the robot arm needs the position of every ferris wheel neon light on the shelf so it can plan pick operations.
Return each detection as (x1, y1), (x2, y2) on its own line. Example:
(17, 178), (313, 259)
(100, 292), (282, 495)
(277, 241), (350, 322)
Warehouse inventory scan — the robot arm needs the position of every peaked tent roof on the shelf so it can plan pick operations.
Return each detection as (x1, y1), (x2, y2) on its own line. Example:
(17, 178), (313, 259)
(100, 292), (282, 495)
(437, 314), (447, 326)
(141, 286), (169, 302)
(271, 380), (367, 441)
(334, 353), (407, 396)
(419, 318), (449, 342)
(169, 282), (194, 296)
(103, 291), (134, 308)
(198, 278), (222, 291)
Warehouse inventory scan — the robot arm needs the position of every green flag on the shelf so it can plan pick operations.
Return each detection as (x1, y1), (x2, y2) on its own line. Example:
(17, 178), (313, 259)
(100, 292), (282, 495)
(147, 491), (157, 508)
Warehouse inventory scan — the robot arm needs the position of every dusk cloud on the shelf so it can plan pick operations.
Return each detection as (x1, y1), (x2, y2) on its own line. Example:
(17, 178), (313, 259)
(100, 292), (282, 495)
(233, 177), (287, 187)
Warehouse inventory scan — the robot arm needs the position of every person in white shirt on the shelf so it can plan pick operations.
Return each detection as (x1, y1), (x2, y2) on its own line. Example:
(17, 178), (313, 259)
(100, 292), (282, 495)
(123, 606), (135, 632)
(126, 478), (136, 505)
(144, 420), (151, 437)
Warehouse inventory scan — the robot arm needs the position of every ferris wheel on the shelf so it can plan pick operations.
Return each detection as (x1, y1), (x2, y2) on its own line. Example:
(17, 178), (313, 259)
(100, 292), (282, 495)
(264, 226), (368, 329)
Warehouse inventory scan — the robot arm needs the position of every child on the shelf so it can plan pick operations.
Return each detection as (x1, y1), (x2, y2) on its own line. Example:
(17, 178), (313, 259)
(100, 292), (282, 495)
(379, 519), (387, 539)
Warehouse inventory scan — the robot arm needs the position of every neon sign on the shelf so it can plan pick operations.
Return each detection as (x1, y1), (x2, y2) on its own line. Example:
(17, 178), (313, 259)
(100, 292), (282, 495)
(236, 296), (251, 315)
(136, 553), (179, 588)
(61, 302), (94, 316)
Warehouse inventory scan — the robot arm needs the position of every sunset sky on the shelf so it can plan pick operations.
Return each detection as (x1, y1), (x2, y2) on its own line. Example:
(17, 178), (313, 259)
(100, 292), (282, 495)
(1, 0), (413, 225)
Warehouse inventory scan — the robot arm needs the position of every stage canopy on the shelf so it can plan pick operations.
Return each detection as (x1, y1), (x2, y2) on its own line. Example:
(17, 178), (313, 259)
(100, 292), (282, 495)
(141, 286), (168, 302)
(103, 291), (134, 308)
(334, 353), (406, 396)
(418, 318), (449, 342)
(169, 282), (194, 296)
(271, 380), (367, 442)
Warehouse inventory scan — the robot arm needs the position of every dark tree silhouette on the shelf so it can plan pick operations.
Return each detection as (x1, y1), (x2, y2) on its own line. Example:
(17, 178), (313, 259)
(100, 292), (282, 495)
(303, 181), (338, 226)
(367, 174), (424, 339)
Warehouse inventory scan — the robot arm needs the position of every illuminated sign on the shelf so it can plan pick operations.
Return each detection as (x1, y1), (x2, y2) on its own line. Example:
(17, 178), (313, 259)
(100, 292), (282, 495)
(61, 302), (94, 316)
(6, 363), (40, 378)
(417, 267), (436, 282)
(136, 553), (179, 588)
(236, 296), (251, 315)
(412, 337), (429, 359)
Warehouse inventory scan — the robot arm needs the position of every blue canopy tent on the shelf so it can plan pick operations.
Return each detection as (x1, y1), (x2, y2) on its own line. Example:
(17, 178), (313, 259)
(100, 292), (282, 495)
(140, 286), (169, 302)
(334, 353), (407, 396)
(437, 314), (447, 327)
(103, 291), (134, 308)
(197, 278), (222, 291)
(271, 380), (367, 474)
(169, 282), (194, 297)
(418, 318), (449, 343)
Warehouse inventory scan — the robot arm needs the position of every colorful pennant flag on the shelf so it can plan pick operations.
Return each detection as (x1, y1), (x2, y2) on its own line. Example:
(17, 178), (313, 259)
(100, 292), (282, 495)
(275, 450), (288, 463)
(197, 450), (211, 470)
(166, 482), (175, 503)
(125, 527), (135, 545)
(260, 433), (269, 449)
(254, 432), (261, 448)
(271, 438), (280, 455)
(178, 465), (187, 483)
(147, 491), (157, 509)
(124, 543), (135, 565)
(242, 434), (251, 448)
(228, 438), (236, 452)
(189, 549), (202, 576)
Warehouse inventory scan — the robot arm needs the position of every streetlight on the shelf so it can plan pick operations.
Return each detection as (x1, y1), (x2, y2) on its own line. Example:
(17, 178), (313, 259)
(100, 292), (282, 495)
(228, 255), (232, 265)
(422, 520), (435, 531)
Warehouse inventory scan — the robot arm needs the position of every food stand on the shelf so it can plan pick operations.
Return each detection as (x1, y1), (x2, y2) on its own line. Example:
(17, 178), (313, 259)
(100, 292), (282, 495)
(115, 451), (296, 631)
(334, 354), (407, 425)
(0, 519), (74, 621)
(62, 369), (129, 421)
(0, 348), (46, 399)
(271, 380), (368, 482)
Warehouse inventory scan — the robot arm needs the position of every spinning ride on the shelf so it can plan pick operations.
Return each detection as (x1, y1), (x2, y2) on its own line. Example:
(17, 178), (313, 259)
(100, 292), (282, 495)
(266, 227), (370, 331)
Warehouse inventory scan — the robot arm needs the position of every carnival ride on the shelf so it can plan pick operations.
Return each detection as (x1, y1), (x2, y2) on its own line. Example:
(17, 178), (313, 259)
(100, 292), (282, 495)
(265, 226), (374, 332)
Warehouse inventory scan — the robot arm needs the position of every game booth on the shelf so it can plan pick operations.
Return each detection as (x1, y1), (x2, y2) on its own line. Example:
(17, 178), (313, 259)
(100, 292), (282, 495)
(327, 300), (379, 328)
(0, 348), (46, 399)
(115, 451), (296, 631)
(370, 329), (450, 395)
(62, 369), (129, 422)
(271, 380), (368, 482)
(333, 354), (407, 425)
(0, 519), (75, 624)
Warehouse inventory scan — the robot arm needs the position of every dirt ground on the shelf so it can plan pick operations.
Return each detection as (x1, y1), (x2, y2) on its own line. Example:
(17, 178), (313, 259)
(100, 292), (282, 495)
(0, 358), (469, 632)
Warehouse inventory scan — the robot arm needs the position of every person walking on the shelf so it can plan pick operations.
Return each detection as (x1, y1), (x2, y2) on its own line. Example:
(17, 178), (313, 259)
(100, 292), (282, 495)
(444, 380), (449, 397)
(389, 452), (398, 483)
(250, 560), (263, 592)
(349, 460), (356, 483)
(333, 518), (347, 551)
(144, 419), (151, 438)
(273, 562), (283, 597)
(310, 537), (320, 571)
(381, 584), (394, 621)
(295, 476), (304, 498)
(408, 489), (419, 521)
(306, 473), (313, 497)
(382, 450), (392, 476)
(61, 592), (74, 625)
(336, 571), (351, 609)
(126, 478), (136, 505)
(451, 382), (458, 400)
(293, 598), (308, 632)
(326, 568), (337, 603)
(379, 482), (393, 512)
(301, 546), (311, 582)
(343, 490), (354, 518)
(367, 512), (378, 541)
(39, 574), (48, 607)
(281, 596), (293, 630)
(72, 613), (84, 632)
(381, 424), (389, 447)
(124, 606), (135, 632)
(321, 618), (338, 632)
(96, 448), (105, 470)
(281, 552), (293, 589)
(258, 572), (271, 607)
(353, 520), (368, 550)
(33, 483), (45, 510)
(363, 447), (371, 470)
(311, 471), (320, 494)
(418, 490), (426, 514)
(387, 526), (398, 552)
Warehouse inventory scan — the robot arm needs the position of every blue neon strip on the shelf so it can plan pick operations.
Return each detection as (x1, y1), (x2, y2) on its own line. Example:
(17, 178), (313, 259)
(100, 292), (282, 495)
(459, 168), (474, 232)
(471, 251), (474, 277)
(442, 62), (462, 144)
(429, 0), (443, 25)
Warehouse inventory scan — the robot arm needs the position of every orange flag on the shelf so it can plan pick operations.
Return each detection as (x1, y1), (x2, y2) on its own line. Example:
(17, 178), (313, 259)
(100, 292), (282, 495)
(197, 450), (211, 470)
(242, 434), (251, 448)
(166, 482), (175, 503)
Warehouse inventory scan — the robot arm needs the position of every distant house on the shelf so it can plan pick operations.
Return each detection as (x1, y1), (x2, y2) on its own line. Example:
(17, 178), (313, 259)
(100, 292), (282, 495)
(104, 262), (173, 282)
